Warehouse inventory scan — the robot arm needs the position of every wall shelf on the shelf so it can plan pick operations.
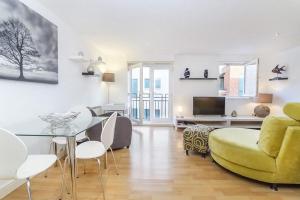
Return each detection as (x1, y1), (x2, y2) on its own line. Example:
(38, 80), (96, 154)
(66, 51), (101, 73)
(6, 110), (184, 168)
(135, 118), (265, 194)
(174, 116), (263, 129)
(179, 78), (218, 80)
(82, 72), (100, 77)
(269, 77), (288, 81)
(69, 56), (90, 63)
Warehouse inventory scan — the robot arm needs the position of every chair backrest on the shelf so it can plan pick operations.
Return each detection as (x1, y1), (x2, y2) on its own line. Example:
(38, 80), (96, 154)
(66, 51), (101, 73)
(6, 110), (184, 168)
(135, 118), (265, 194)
(0, 128), (28, 179)
(87, 107), (98, 117)
(68, 105), (93, 125)
(69, 105), (92, 139)
(101, 112), (117, 150)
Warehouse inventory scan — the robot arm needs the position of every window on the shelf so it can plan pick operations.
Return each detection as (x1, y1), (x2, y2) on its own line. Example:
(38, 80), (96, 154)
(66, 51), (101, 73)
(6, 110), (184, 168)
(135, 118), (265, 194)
(155, 79), (161, 89)
(131, 79), (138, 95)
(144, 79), (150, 89)
(144, 109), (150, 120)
(155, 109), (161, 118)
(219, 59), (258, 97)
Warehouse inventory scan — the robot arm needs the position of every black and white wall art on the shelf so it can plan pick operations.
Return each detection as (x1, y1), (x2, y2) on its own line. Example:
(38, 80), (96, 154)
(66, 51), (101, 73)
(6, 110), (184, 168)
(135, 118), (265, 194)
(0, 0), (58, 84)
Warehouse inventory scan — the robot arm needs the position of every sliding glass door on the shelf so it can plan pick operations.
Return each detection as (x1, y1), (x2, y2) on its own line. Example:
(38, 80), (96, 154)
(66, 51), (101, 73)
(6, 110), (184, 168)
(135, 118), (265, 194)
(128, 63), (172, 124)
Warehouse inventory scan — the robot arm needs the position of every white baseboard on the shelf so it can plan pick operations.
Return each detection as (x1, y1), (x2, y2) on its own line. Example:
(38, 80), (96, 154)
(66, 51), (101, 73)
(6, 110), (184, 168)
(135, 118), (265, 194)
(0, 180), (24, 199)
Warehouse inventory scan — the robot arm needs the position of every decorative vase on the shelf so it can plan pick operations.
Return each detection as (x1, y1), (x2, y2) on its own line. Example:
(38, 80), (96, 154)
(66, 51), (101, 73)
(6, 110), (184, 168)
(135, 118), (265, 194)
(254, 105), (270, 118)
(184, 68), (190, 79)
(204, 69), (208, 78)
(39, 112), (80, 128)
(87, 64), (95, 73)
(231, 110), (237, 117)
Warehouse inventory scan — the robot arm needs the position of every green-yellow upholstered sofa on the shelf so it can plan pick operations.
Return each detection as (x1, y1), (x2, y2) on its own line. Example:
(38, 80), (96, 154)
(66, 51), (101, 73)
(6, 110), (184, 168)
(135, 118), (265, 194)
(209, 103), (300, 190)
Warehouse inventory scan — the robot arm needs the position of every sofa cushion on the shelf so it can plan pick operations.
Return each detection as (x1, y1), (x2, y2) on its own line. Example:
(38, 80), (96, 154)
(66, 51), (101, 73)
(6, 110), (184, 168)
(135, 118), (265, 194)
(283, 103), (300, 121)
(258, 116), (300, 157)
(209, 128), (276, 172)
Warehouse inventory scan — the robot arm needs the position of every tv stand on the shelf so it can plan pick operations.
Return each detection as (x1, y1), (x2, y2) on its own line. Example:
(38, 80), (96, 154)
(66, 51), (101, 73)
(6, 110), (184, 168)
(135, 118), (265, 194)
(174, 115), (264, 129)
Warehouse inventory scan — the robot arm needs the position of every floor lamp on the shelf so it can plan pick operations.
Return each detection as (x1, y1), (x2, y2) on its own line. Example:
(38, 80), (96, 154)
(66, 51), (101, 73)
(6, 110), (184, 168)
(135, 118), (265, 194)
(102, 73), (115, 103)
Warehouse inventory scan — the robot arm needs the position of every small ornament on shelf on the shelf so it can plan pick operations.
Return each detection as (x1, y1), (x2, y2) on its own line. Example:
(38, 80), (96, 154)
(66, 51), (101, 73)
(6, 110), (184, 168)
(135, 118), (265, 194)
(231, 110), (237, 117)
(204, 69), (208, 78)
(269, 65), (288, 81)
(184, 68), (190, 79)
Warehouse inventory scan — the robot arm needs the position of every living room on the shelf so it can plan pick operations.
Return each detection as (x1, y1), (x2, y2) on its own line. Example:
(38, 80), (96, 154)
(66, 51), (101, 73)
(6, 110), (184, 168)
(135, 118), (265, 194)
(0, 0), (300, 200)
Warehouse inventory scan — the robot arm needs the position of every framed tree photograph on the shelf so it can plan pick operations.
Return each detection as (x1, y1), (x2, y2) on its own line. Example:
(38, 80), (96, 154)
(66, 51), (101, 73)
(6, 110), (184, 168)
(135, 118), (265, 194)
(0, 0), (58, 84)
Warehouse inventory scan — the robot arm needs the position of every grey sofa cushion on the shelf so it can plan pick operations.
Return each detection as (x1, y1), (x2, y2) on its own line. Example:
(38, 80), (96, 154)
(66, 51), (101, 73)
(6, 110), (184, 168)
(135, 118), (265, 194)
(86, 116), (132, 150)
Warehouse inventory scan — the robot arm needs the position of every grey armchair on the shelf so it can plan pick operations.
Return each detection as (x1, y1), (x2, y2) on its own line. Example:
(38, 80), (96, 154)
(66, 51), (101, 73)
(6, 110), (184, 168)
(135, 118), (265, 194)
(86, 110), (132, 149)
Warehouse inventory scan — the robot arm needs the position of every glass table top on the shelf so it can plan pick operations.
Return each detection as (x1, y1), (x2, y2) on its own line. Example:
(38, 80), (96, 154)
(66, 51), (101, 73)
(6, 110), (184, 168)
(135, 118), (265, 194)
(6, 117), (107, 137)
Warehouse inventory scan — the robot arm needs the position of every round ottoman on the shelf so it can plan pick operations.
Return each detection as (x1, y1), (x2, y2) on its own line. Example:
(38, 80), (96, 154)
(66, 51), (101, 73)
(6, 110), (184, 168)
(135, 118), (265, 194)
(183, 125), (214, 157)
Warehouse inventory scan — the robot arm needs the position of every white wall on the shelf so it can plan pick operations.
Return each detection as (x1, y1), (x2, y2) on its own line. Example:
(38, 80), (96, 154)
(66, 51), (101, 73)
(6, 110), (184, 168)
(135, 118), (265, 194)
(173, 54), (255, 117)
(100, 54), (128, 104)
(259, 46), (300, 115)
(0, 0), (107, 197)
(173, 49), (300, 117)
(0, 0), (107, 153)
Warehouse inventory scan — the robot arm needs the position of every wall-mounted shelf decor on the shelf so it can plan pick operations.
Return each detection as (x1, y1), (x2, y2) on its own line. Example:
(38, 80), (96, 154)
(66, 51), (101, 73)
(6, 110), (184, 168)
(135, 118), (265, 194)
(269, 65), (288, 81)
(269, 77), (288, 81)
(69, 51), (90, 63)
(69, 56), (89, 63)
(179, 78), (218, 80)
(70, 52), (105, 78)
(82, 72), (100, 77)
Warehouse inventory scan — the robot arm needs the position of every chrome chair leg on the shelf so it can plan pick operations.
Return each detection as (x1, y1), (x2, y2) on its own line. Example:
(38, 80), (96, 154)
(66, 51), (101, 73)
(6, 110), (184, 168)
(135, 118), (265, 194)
(57, 158), (69, 197)
(76, 159), (79, 178)
(109, 147), (119, 175)
(83, 160), (86, 174)
(25, 177), (32, 200)
(64, 156), (79, 179)
(63, 157), (69, 175)
(63, 157), (71, 194)
(96, 158), (105, 200)
(44, 142), (54, 178)
(54, 143), (58, 167)
(104, 152), (108, 169)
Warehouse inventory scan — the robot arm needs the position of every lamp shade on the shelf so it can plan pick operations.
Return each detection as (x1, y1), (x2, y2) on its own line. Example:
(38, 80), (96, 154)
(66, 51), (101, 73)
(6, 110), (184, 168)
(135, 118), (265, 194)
(255, 93), (273, 103)
(102, 73), (115, 82)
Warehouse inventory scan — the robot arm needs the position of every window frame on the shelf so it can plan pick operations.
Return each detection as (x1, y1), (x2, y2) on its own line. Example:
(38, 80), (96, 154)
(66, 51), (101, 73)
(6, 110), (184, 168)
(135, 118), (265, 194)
(218, 59), (259, 98)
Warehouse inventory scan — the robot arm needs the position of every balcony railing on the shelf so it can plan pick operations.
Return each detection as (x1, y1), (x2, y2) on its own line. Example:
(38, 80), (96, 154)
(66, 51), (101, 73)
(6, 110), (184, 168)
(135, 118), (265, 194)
(129, 93), (169, 121)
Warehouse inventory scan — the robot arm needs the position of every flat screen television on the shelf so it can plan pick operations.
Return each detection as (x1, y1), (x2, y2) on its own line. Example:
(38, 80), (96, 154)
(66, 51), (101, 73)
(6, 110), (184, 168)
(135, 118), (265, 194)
(193, 97), (225, 115)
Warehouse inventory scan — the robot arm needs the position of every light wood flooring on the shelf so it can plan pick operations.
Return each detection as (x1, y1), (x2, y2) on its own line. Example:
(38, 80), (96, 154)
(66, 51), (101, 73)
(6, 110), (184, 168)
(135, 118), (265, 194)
(3, 126), (300, 200)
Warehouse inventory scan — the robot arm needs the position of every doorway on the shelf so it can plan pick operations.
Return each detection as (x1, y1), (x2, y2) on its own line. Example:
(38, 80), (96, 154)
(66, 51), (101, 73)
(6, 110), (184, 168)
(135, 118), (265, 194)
(128, 62), (173, 125)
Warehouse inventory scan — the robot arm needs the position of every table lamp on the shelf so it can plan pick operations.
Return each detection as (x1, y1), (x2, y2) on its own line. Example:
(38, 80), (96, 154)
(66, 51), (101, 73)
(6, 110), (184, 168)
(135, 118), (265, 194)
(254, 93), (273, 118)
(102, 73), (115, 103)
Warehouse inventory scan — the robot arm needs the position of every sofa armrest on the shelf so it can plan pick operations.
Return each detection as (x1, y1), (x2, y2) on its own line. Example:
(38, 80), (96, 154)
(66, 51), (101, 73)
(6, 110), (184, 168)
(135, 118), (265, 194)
(111, 117), (132, 149)
(276, 126), (300, 181)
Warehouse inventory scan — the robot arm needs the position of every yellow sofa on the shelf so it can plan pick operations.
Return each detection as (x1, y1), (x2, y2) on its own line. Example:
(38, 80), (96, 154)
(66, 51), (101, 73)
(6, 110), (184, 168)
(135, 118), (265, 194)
(209, 103), (300, 190)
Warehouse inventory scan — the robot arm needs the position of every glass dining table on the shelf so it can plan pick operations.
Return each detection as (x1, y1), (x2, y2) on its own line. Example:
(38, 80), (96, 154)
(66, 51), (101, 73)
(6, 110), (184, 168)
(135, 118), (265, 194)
(6, 116), (108, 200)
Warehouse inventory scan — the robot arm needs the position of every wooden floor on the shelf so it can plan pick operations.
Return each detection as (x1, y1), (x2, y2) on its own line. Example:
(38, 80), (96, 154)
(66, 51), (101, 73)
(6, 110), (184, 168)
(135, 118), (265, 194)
(4, 126), (300, 200)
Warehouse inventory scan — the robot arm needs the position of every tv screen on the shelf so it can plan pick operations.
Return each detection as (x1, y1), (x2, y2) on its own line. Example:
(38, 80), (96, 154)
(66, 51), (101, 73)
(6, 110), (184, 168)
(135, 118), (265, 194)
(193, 97), (225, 115)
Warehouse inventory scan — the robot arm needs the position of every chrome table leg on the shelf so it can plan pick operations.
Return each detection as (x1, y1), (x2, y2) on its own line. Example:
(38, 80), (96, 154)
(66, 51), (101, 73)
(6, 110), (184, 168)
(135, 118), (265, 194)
(66, 136), (77, 200)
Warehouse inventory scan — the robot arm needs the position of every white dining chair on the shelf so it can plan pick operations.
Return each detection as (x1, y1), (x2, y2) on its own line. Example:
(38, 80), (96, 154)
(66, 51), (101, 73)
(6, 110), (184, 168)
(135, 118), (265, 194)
(48, 106), (92, 165)
(63, 112), (118, 200)
(0, 128), (65, 200)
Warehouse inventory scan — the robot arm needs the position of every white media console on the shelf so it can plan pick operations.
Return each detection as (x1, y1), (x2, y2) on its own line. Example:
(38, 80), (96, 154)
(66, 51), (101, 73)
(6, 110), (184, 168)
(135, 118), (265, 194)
(174, 115), (264, 129)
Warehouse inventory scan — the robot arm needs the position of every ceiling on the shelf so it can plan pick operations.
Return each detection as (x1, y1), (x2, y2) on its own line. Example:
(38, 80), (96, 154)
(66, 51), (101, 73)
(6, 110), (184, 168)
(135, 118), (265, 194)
(39, 0), (300, 60)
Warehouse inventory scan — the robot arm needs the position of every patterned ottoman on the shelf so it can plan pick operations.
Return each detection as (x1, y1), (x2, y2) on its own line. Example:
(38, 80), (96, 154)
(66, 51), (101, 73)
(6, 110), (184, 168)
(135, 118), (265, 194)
(183, 125), (214, 157)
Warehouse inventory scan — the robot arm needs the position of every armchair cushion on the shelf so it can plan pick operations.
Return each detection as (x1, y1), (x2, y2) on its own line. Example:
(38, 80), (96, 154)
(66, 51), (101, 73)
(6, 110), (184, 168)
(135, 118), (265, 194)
(283, 103), (300, 121)
(209, 128), (276, 172)
(258, 116), (300, 157)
